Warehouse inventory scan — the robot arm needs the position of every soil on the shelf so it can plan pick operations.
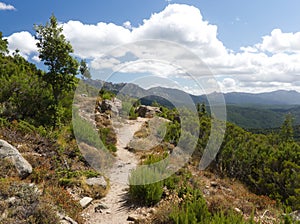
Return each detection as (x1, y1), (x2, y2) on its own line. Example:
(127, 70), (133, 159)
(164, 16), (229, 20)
(83, 117), (148, 224)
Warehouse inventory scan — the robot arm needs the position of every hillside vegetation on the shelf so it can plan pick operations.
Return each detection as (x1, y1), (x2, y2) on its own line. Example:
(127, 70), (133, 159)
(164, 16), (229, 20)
(0, 19), (299, 224)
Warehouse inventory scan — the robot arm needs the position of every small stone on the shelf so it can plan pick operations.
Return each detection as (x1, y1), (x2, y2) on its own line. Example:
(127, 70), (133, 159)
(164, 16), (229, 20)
(149, 208), (156, 214)
(234, 207), (242, 214)
(94, 203), (109, 212)
(127, 215), (139, 221)
(80, 197), (93, 208)
(63, 216), (78, 224)
(7, 197), (16, 205)
(210, 181), (218, 187)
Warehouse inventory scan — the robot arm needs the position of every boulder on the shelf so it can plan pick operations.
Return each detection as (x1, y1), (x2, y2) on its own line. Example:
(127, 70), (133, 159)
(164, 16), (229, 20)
(135, 105), (161, 118)
(85, 176), (108, 189)
(0, 139), (32, 178)
(98, 99), (120, 115)
(80, 197), (93, 208)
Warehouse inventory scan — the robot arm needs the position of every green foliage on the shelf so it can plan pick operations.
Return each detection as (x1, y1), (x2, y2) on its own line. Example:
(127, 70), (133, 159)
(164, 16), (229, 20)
(98, 127), (117, 152)
(0, 32), (8, 55)
(164, 121), (181, 145)
(35, 15), (79, 127)
(0, 52), (53, 126)
(79, 59), (91, 79)
(170, 188), (249, 224)
(170, 189), (210, 224)
(72, 110), (104, 149)
(129, 106), (138, 120)
(280, 114), (294, 143)
(99, 89), (115, 100)
(129, 153), (169, 206)
(215, 122), (300, 210)
(129, 167), (164, 206)
(155, 104), (300, 210)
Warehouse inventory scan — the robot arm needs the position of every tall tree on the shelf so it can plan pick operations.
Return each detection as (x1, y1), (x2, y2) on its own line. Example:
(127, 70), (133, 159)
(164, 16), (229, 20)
(0, 32), (8, 55)
(34, 15), (79, 127)
(35, 15), (79, 103)
(79, 59), (91, 79)
(280, 113), (294, 143)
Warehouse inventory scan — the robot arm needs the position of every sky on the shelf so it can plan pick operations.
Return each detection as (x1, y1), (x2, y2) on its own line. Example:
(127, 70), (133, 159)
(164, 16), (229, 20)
(1, 0), (300, 94)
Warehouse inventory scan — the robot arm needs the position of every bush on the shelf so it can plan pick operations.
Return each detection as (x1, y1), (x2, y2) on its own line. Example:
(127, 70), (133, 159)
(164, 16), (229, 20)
(72, 111), (104, 149)
(129, 167), (164, 206)
(169, 188), (251, 224)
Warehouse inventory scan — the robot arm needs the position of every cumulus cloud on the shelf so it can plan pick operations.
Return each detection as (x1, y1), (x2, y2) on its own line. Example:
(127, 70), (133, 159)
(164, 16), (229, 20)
(0, 2), (16, 11)
(5, 4), (300, 93)
(7, 31), (38, 59)
(62, 20), (131, 58)
(256, 29), (300, 53)
(123, 21), (132, 30)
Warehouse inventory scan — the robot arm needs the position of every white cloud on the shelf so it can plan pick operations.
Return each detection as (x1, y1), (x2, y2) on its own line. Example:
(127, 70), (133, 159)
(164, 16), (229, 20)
(0, 2), (16, 11)
(7, 31), (38, 59)
(5, 4), (300, 93)
(123, 21), (132, 30)
(256, 29), (300, 54)
(62, 20), (131, 58)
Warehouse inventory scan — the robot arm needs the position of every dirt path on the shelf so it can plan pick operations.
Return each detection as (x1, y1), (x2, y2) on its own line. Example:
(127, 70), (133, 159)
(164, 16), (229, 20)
(83, 117), (148, 224)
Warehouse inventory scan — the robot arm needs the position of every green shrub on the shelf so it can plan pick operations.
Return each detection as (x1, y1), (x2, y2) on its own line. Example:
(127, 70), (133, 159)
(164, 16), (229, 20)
(129, 167), (164, 206)
(169, 189), (211, 224)
(72, 111), (104, 149)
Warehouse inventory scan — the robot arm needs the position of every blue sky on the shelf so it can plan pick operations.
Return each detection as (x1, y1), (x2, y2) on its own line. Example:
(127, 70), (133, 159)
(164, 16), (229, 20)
(1, 0), (300, 93)
(2, 0), (300, 50)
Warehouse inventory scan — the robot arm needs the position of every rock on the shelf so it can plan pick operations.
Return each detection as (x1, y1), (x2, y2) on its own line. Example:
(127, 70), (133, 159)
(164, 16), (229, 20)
(80, 197), (93, 208)
(85, 176), (107, 189)
(0, 139), (32, 178)
(234, 207), (242, 214)
(127, 215), (140, 221)
(99, 99), (120, 115)
(94, 203), (109, 213)
(290, 210), (300, 221)
(61, 216), (78, 224)
(149, 208), (156, 214)
(135, 105), (161, 118)
(6, 196), (16, 205)
(58, 213), (78, 224)
(210, 181), (218, 188)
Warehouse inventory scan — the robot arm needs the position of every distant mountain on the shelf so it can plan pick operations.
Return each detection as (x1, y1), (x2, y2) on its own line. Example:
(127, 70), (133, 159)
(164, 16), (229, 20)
(85, 79), (300, 106)
(223, 90), (300, 105)
(85, 79), (300, 128)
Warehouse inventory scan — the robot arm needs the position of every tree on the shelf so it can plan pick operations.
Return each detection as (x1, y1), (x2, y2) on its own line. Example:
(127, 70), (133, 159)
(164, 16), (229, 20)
(0, 32), (8, 55)
(280, 114), (294, 143)
(79, 59), (91, 79)
(34, 15), (79, 127)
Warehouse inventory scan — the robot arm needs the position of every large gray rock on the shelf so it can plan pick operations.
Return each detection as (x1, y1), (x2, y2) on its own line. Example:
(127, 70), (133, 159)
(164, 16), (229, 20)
(135, 105), (161, 118)
(98, 98), (121, 115)
(85, 176), (108, 189)
(0, 139), (32, 178)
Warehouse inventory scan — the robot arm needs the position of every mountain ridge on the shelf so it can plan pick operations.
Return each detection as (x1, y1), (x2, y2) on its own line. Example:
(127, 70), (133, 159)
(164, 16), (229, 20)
(85, 79), (300, 106)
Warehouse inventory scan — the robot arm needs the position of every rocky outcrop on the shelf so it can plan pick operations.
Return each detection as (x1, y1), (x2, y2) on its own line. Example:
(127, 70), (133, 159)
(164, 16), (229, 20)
(86, 176), (108, 189)
(135, 105), (161, 118)
(97, 98), (122, 116)
(0, 139), (32, 178)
